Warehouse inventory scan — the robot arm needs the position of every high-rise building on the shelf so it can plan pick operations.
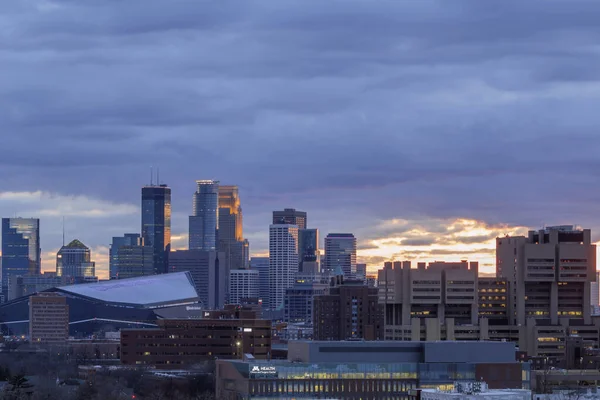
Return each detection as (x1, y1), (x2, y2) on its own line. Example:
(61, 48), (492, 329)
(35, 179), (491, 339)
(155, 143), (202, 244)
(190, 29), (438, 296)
(273, 208), (307, 229)
(169, 249), (225, 309)
(109, 233), (151, 279)
(29, 292), (69, 345)
(109, 234), (153, 280)
(324, 233), (357, 276)
(218, 185), (243, 242)
(284, 278), (328, 324)
(269, 224), (299, 310)
(56, 239), (96, 278)
(592, 271), (600, 310)
(229, 269), (259, 305)
(1, 218), (41, 295)
(9, 273), (64, 301)
(497, 225), (596, 326)
(189, 180), (219, 251)
(313, 276), (384, 341)
(250, 257), (270, 309)
(142, 184), (171, 274)
(298, 229), (319, 273)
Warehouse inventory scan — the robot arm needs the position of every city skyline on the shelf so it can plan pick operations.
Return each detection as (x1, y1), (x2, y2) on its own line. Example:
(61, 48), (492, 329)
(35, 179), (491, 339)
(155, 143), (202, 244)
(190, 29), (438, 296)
(4, 2), (600, 279)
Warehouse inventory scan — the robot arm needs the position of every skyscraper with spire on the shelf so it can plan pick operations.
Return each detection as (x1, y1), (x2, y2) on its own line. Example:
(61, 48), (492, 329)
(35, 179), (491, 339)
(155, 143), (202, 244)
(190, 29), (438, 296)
(141, 180), (171, 274)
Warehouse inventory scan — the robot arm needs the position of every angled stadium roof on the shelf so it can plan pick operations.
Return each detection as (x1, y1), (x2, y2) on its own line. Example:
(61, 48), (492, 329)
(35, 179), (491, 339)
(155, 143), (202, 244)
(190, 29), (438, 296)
(55, 271), (199, 308)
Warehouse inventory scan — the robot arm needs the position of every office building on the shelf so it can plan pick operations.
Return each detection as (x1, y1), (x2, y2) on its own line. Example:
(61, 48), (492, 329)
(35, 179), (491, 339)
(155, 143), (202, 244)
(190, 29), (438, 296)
(169, 249), (226, 309)
(229, 269), (259, 305)
(298, 228), (319, 273)
(1, 218), (41, 295)
(269, 224), (299, 310)
(216, 340), (529, 399)
(413, 387), (531, 400)
(141, 184), (171, 274)
(189, 180), (219, 251)
(121, 316), (271, 369)
(356, 263), (367, 278)
(284, 278), (328, 324)
(250, 257), (270, 309)
(29, 292), (69, 345)
(56, 239), (95, 278)
(218, 185), (243, 242)
(9, 273), (68, 301)
(497, 226), (596, 326)
(591, 271), (600, 309)
(324, 233), (357, 275)
(378, 260), (480, 328)
(109, 234), (152, 279)
(313, 275), (384, 341)
(272, 208), (307, 229)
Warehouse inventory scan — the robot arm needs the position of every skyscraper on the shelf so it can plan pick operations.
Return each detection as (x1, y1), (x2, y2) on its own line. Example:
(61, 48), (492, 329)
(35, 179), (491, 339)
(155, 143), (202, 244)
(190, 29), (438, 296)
(169, 249), (225, 309)
(1, 218), (41, 295)
(141, 184), (171, 274)
(189, 180), (219, 251)
(218, 185), (248, 271)
(324, 233), (357, 276)
(269, 224), (299, 310)
(109, 234), (153, 279)
(298, 229), (319, 273)
(56, 239), (95, 278)
(272, 208), (307, 229)
(250, 257), (270, 309)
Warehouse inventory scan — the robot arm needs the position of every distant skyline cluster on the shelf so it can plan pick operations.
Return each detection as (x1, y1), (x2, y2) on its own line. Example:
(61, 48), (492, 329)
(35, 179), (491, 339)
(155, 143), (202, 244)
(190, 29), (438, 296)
(4, 1), (600, 278)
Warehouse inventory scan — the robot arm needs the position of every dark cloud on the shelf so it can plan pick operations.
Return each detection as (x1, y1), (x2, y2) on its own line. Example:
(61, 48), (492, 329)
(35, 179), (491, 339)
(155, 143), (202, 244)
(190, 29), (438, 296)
(2, 0), (600, 267)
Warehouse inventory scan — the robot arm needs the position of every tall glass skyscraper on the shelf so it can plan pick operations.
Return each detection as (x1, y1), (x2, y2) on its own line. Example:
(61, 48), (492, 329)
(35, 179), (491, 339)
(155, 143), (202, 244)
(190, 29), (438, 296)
(1, 218), (41, 295)
(189, 180), (219, 251)
(56, 239), (95, 277)
(142, 184), (171, 274)
(298, 228), (319, 270)
(324, 233), (357, 276)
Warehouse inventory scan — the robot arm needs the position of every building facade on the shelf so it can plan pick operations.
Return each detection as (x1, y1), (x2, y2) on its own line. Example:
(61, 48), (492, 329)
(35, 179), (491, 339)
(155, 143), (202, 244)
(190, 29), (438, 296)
(272, 208), (307, 229)
(141, 184), (171, 274)
(169, 249), (226, 309)
(121, 317), (271, 369)
(189, 180), (219, 251)
(109, 234), (152, 279)
(216, 340), (529, 400)
(56, 239), (96, 278)
(29, 292), (69, 344)
(229, 269), (259, 305)
(298, 229), (319, 273)
(284, 279), (328, 324)
(1, 218), (41, 296)
(324, 233), (357, 276)
(269, 224), (299, 310)
(250, 257), (270, 310)
(313, 276), (384, 341)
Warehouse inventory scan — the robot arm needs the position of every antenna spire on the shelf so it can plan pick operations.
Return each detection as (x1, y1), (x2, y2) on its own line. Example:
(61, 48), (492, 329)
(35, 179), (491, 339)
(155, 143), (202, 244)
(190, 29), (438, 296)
(62, 217), (65, 246)
(157, 167), (160, 185)
(150, 166), (153, 185)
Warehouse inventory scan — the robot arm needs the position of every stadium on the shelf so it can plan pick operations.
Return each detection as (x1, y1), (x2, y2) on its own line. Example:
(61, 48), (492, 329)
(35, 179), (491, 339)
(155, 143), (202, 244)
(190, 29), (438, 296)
(0, 272), (204, 337)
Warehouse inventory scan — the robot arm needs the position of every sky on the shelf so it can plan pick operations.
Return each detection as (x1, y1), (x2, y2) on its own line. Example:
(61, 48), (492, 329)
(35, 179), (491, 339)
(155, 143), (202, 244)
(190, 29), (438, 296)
(2, 0), (600, 279)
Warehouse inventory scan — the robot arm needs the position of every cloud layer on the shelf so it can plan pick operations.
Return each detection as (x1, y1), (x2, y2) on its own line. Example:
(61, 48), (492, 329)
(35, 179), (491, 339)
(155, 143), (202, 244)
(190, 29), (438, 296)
(2, 1), (600, 277)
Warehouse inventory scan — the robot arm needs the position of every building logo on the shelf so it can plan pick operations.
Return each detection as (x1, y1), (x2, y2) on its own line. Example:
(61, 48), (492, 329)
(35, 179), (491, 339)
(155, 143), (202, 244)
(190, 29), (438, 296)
(250, 365), (277, 374)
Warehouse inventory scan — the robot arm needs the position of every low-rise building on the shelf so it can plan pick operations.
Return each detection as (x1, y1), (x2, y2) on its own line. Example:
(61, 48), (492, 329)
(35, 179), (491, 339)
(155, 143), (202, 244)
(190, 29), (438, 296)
(29, 292), (69, 345)
(217, 340), (530, 400)
(121, 317), (271, 369)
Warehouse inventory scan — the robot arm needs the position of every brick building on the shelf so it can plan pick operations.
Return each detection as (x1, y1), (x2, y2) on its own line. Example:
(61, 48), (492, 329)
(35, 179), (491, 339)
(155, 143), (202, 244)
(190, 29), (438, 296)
(313, 276), (383, 341)
(29, 292), (69, 344)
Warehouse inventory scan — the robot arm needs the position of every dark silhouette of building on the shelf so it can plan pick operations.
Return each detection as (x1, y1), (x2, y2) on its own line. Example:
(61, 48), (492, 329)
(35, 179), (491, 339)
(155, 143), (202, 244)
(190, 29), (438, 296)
(1, 218), (41, 296)
(313, 276), (383, 341)
(120, 310), (271, 369)
(141, 184), (171, 274)
(272, 208), (307, 229)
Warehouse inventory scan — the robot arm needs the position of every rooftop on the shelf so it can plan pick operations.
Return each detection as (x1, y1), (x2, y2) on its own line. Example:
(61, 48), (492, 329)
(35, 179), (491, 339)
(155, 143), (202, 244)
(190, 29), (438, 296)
(56, 272), (199, 308)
